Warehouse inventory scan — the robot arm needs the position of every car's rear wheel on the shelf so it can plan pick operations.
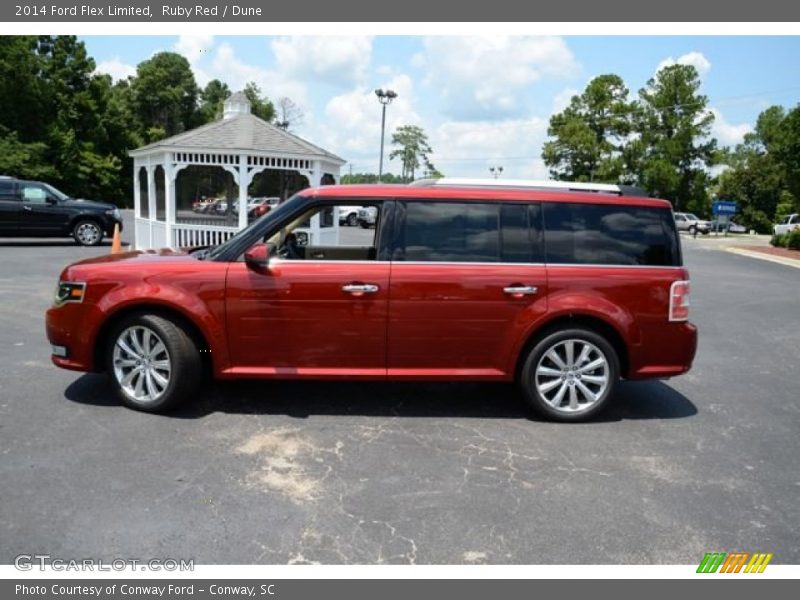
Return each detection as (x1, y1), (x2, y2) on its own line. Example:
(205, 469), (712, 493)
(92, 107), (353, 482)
(106, 314), (201, 413)
(519, 328), (619, 422)
(73, 220), (104, 246)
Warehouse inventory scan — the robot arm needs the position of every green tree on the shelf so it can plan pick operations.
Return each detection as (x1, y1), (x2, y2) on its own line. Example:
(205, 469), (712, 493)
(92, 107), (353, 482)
(243, 82), (275, 122)
(543, 74), (636, 182)
(716, 105), (799, 232)
(389, 125), (436, 182)
(199, 79), (230, 123)
(635, 64), (716, 212)
(131, 52), (199, 139)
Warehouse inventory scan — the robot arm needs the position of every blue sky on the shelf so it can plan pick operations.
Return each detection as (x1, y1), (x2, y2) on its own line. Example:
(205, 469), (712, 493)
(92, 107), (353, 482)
(84, 35), (800, 178)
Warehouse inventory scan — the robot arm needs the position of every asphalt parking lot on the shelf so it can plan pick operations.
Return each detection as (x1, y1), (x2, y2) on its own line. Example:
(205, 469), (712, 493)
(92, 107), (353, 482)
(0, 213), (798, 564)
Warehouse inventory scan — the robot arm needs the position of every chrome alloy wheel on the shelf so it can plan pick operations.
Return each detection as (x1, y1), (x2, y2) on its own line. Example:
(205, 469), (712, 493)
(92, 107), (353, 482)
(534, 339), (610, 414)
(76, 222), (101, 245)
(112, 325), (171, 404)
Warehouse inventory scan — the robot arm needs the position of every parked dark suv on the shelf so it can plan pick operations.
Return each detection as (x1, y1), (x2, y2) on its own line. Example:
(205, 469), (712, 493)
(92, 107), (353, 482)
(47, 179), (697, 421)
(0, 176), (122, 246)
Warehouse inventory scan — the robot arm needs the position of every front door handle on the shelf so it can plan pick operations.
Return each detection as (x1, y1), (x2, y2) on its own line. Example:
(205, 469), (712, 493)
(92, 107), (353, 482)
(503, 285), (538, 298)
(22, 205), (32, 211)
(342, 283), (379, 296)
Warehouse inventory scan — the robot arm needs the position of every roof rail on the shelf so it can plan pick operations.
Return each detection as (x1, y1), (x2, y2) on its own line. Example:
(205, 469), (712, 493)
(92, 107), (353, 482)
(410, 177), (650, 197)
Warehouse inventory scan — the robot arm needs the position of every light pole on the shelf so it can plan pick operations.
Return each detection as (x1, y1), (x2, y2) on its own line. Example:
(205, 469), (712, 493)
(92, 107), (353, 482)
(375, 88), (397, 183)
(489, 166), (504, 179)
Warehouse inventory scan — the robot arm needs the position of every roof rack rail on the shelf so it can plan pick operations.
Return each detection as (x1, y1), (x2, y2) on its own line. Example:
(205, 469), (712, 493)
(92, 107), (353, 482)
(409, 177), (650, 197)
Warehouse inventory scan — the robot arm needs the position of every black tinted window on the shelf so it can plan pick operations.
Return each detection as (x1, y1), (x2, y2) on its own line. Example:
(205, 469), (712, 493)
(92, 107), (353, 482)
(543, 202), (680, 266)
(403, 201), (500, 262)
(0, 180), (15, 200)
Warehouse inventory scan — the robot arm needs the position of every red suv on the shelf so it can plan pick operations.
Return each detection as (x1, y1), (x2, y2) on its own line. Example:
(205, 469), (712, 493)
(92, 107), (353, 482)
(46, 180), (697, 421)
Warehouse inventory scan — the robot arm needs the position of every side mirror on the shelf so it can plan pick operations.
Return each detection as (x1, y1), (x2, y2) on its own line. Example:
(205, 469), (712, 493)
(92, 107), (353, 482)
(46, 196), (58, 205)
(244, 242), (274, 272)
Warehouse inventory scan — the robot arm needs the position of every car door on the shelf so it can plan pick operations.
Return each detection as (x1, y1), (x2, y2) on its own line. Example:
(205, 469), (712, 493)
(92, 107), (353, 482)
(0, 180), (21, 235)
(17, 182), (70, 235)
(224, 199), (392, 377)
(386, 199), (548, 379)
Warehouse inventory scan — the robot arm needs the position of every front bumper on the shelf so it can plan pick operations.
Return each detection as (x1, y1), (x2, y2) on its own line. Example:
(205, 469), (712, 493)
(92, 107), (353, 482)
(46, 303), (102, 372)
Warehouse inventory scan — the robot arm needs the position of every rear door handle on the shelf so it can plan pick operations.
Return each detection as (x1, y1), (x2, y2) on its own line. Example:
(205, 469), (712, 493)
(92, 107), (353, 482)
(342, 283), (379, 296)
(503, 285), (538, 298)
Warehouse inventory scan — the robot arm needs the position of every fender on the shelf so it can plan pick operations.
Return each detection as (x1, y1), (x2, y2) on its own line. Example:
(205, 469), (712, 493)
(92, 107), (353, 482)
(508, 289), (637, 374)
(92, 281), (230, 373)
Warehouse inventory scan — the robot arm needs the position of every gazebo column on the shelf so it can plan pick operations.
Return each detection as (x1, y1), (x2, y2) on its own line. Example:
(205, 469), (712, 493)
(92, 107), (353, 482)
(164, 163), (176, 247)
(147, 165), (156, 219)
(238, 155), (249, 230)
(133, 160), (141, 218)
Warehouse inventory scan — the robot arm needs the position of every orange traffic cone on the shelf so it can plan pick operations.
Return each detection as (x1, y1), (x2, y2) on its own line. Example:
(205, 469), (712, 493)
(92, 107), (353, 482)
(111, 223), (121, 254)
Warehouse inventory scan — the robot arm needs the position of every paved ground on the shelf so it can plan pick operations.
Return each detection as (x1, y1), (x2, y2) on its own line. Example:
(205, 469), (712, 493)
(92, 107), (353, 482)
(0, 215), (798, 564)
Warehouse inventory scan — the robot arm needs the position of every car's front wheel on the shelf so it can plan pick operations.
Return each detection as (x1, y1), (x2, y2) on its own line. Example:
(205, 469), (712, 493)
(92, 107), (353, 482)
(73, 220), (104, 246)
(106, 313), (201, 412)
(347, 213), (358, 227)
(519, 328), (619, 422)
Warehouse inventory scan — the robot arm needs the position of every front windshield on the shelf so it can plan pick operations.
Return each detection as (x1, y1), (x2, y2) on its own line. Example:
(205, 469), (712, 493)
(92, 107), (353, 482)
(204, 193), (307, 260)
(686, 214), (699, 221)
(43, 183), (70, 201)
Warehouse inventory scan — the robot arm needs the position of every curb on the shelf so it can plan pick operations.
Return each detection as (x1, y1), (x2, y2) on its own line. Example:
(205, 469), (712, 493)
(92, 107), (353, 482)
(725, 246), (800, 270)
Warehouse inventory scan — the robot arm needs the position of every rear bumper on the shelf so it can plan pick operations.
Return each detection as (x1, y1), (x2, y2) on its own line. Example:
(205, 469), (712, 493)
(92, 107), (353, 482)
(629, 321), (698, 380)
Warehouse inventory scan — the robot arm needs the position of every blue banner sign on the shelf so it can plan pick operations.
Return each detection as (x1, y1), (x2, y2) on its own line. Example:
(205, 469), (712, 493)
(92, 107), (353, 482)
(712, 200), (737, 216)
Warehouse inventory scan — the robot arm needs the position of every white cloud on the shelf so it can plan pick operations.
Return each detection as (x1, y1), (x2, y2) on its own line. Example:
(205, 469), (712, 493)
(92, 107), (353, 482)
(417, 36), (579, 120)
(552, 87), (579, 113)
(317, 74), (420, 166)
(430, 118), (550, 179)
(710, 108), (752, 146)
(270, 36), (373, 87)
(656, 51), (712, 77)
(94, 57), (135, 81)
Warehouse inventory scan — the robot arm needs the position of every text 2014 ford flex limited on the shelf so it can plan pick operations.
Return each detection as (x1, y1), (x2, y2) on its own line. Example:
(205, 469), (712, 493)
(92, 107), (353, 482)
(46, 179), (697, 421)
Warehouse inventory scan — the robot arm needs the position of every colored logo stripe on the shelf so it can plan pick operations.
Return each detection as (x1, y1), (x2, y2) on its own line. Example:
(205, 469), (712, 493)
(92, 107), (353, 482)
(744, 553), (773, 573)
(697, 553), (726, 573)
(697, 552), (773, 573)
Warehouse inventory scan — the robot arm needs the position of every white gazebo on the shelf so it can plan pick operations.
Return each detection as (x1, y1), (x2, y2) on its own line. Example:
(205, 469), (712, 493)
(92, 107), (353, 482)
(129, 92), (345, 249)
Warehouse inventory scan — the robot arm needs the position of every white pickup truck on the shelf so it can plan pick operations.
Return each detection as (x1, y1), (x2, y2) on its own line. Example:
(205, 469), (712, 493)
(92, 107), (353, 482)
(773, 213), (800, 235)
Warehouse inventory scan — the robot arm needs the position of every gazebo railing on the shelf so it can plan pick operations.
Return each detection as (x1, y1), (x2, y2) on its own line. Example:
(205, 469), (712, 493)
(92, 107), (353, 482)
(173, 222), (239, 248)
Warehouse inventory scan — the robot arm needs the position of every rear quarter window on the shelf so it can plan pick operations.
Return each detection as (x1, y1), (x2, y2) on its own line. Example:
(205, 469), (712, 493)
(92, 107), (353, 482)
(543, 202), (680, 266)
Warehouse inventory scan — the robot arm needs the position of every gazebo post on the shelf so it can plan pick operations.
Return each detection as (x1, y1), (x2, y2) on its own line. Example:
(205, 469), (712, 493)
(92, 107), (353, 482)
(237, 154), (248, 230)
(164, 160), (175, 247)
(133, 159), (141, 219)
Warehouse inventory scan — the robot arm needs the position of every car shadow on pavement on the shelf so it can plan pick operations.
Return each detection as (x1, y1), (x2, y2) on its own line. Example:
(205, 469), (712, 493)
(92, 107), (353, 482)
(64, 374), (697, 422)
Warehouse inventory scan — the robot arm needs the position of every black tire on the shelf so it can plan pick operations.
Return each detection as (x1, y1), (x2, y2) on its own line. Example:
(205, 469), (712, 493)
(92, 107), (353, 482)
(105, 313), (202, 413)
(688, 225), (697, 235)
(519, 327), (619, 422)
(347, 213), (358, 227)
(73, 219), (104, 246)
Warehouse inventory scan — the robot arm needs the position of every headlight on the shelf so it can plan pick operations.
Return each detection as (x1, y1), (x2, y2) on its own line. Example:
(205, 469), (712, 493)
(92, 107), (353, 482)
(106, 208), (121, 220)
(54, 282), (86, 306)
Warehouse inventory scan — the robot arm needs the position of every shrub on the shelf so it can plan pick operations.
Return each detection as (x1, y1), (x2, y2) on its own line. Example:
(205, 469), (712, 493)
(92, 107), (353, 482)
(770, 233), (788, 248)
(787, 228), (800, 250)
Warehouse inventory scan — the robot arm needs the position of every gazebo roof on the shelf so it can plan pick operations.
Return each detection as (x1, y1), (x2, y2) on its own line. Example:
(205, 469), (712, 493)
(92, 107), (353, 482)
(129, 113), (345, 164)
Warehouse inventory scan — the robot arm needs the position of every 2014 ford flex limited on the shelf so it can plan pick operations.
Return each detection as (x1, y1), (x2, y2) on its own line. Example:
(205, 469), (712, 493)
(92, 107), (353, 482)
(46, 180), (697, 421)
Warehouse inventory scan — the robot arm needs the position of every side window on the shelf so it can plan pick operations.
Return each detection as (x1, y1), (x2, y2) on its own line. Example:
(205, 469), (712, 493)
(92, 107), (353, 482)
(499, 203), (544, 263)
(0, 181), (16, 201)
(543, 202), (680, 266)
(20, 184), (48, 204)
(265, 203), (381, 261)
(402, 201), (500, 262)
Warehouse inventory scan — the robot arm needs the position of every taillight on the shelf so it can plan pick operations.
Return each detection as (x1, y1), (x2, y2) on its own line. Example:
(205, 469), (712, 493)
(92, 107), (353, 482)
(669, 280), (690, 322)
